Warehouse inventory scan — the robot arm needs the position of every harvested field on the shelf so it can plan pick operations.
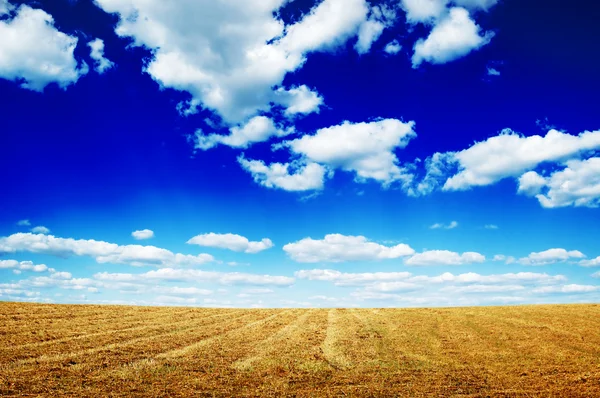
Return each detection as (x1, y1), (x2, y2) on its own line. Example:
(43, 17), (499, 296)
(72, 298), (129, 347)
(1, 302), (599, 397)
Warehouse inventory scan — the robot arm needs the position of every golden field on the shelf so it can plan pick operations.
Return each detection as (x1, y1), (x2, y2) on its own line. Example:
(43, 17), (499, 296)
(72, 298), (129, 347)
(0, 302), (599, 397)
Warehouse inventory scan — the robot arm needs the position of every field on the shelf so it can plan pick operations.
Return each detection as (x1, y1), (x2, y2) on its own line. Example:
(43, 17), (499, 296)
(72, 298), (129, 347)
(0, 303), (599, 397)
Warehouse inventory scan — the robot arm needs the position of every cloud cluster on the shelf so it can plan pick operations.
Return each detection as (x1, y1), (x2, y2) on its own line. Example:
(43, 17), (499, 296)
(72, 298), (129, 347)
(412, 128), (600, 208)
(95, 268), (294, 287)
(94, 0), (374, 124)
(0, 260), (50, 273)
(296, 268), (577, 303)
(0, 233), (214, 267)
(0, 3), (87, 90)
(241, 119), (417, 191)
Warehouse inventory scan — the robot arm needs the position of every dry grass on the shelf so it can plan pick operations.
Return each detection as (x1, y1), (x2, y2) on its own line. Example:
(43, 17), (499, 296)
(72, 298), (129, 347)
(1, 303), (599, 397)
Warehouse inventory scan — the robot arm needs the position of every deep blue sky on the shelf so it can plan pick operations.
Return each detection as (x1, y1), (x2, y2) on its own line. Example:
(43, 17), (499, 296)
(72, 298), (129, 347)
(1, 0), (599, 307)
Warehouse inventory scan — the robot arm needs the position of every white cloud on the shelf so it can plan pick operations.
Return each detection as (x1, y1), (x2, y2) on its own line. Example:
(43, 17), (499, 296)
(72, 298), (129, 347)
(412, 7), (493, 67)
(237, 288), (274, 297)
(355, 19), (385, 54)
(484, 224), (498, 230)
(192, 116), (292, 150)
(453, 0), (499, 11)
(404, 250), (485, 266)
(88, 38), (114, 73)
(486, 66), (500, 76)
(187, 233), (273, 254)
(0, 260), (48, 273)
(384, 40), (402, 54)
(429, 221), (458, 229)
(294, 269), (413, 286)
(492, 254), (515, 264)
(534, 157), (600, 208)
(148, 286), (213, 296)
(0, 4), (87, 90)
(532, 284), (599, 294)
(0, 233), (214, 268)
(273, 85), (324, 117)
(517, 171), (547, 196)
(285, 119), (416, 186)
(0, 0), (14, 15)
(16, 219), (30, 226)
(400, 0), (448, 23)
(354, 5), (395, 55)
(518, 248), (586, 266)
(31, 226), (50, 234)
(440, 284), (525, 293)
(593, 271), (600, 278)
(365, 281), (422, 292)
(94, 268), (294, 287)
(131, 229), (154, 240)
(238, 157), (328, 191)
(284, 234), (415, 263)
(580, 256), (600, 267)
(94, 0), (370, 124)
(437, 129), (600, 191)
(153, 295), (199, 305)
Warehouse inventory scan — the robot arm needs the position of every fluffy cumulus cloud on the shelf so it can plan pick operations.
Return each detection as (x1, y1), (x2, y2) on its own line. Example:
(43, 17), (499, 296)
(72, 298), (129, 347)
(238, 157), (328, 191)
(384, 40), (402, 54)
(412, 7), (494, 67)
(0, 260), (49, 273)
(283, 234), (414, 263)
(131, 229), (154, 240)
(94, 0), (372, 124)
(517, 171), (548, 196)
(518, 248), (586, 266)
(288, 119), (416, 185)
(532, 158), (600, 208)
(400, 0), (448, 23)
(404, 250), (485, 266)
(192, 116), (292, 150)
(187, 233), (274, 254)
(0, 233), (214, 267)
(88, 38), (114, 73)
(418, 129), (600, 196)
(0, 2), (87, 90)
(31, 226), (50, 234)
(240, 118), (416, 191)
(272, 85), (324, 117)
(580, 256), (600, 268)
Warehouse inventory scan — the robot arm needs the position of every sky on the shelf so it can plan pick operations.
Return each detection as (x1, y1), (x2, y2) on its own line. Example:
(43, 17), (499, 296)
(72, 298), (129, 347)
(1, 0), (599, 308)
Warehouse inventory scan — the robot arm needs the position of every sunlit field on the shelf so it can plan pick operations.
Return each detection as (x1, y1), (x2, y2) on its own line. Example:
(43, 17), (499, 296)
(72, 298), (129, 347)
(1, 302), (599, 397)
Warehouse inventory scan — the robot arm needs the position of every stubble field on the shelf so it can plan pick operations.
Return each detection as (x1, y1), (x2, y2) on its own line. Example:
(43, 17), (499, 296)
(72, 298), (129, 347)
(0, 302), (599, 397)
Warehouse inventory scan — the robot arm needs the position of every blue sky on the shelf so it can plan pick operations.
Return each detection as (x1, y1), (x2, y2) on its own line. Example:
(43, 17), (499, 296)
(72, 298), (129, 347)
(1, 0), (599, 308)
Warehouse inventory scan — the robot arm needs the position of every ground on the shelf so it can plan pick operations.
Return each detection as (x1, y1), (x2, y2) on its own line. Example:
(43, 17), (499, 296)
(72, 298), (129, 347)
(0, 302), (599, 397)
